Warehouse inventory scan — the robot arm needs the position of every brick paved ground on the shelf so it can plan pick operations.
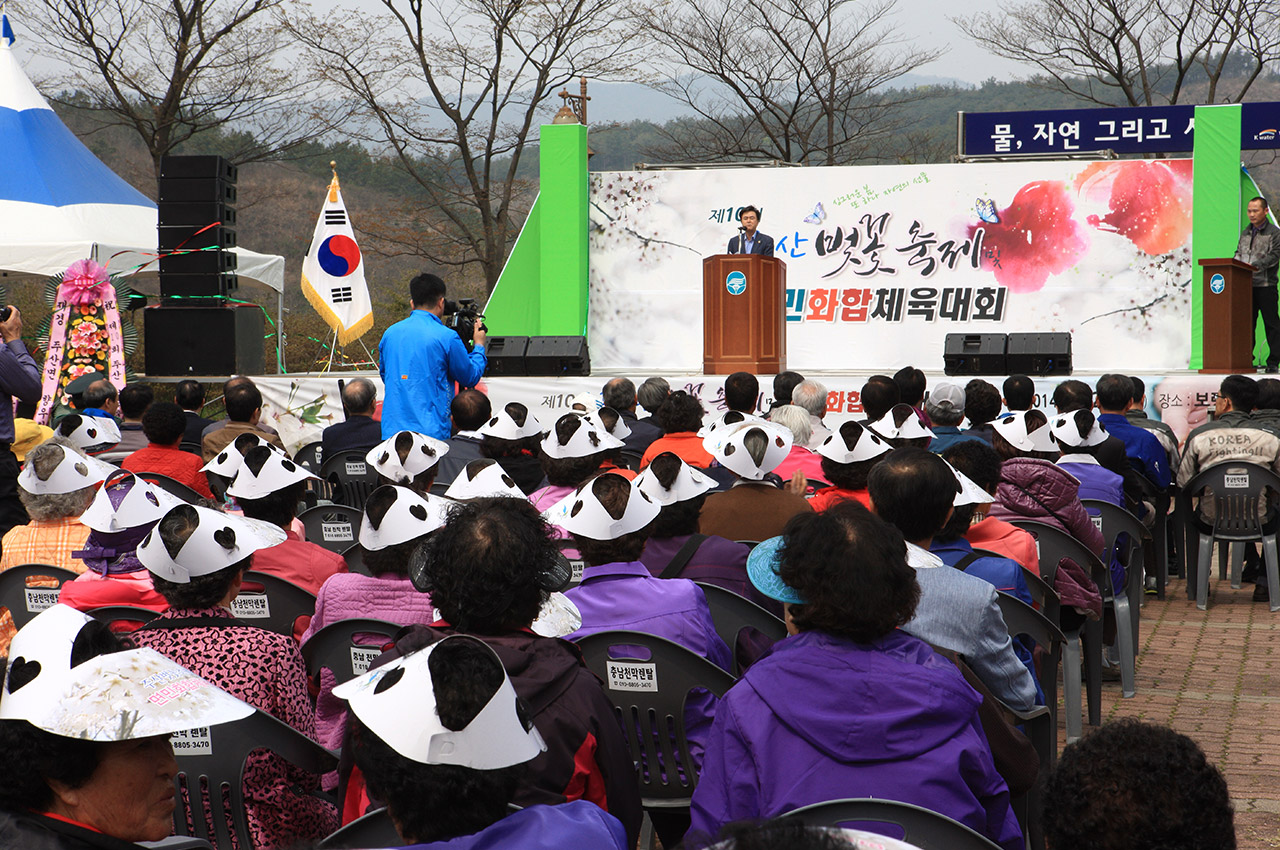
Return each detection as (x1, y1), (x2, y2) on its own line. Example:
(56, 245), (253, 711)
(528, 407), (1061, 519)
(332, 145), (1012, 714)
(1082, 575), (1280, 850)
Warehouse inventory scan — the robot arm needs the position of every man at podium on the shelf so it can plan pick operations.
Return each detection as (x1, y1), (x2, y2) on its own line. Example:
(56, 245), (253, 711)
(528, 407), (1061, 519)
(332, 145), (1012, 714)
(1237, 196), (1280, 373)
(727, 205), (774, 256)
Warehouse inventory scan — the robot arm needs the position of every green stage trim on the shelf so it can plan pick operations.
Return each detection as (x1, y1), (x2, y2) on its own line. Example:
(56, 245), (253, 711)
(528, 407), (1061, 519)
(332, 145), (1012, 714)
(1191, 104), (1243, 370)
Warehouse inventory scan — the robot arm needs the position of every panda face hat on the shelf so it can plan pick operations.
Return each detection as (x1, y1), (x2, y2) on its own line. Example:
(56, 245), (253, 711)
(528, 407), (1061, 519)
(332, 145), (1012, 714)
(332, 634), (546, 768)
(443, 460), (526, 500)
(54, 414), (121, 450)
(0, 604), (253, 740)
(543, 473), (660, 540)
(202, 433), (273, 478)
(1050, 411), (1110, 449)
(633, 454), (714, 506)
(478, 403), (543, 441)
(582, 407), (632, 441)
(697, 410), (764, 439)
(816, 421), (892, 464)
(79, 470), (185, 533)
(540, 413), (624, 459)
(869, 404), (936, 442)
(991, 411), (1058, 454)
(136, 504), (287, 583)
(226, 445), (318, 500)
(18, 444), (115, 495)
(359, 485), (452, 550)
(366, 431), (449, 485)
(945, 460), (995, 506)
(703, 420), (792, 480)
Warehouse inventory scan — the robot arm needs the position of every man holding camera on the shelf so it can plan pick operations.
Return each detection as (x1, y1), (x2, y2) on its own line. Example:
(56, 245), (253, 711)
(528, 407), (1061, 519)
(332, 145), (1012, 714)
(379, 273), (487, 440)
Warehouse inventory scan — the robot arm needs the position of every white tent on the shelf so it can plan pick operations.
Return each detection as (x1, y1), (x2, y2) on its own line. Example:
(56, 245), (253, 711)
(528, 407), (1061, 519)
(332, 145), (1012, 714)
(0, 29), (284, 292)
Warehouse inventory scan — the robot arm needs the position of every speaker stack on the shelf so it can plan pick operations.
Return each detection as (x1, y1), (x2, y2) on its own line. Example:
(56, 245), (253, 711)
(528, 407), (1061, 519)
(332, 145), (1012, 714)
(484, 336), (590, 377)
(146, 155), (264, 375)
(943, 332), (1072, 377)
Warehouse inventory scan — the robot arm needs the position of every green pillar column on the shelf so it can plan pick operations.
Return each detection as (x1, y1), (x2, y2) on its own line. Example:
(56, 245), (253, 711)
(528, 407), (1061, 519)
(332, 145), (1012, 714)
(1190, 104), (1243, 369)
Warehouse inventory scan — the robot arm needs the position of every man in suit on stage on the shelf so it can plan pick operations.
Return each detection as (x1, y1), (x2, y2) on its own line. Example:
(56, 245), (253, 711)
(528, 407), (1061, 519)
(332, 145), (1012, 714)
(727, 205), (774, 257)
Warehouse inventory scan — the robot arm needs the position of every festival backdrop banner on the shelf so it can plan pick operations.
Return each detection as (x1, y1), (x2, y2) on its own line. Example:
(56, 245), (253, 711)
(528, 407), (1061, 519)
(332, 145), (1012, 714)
(301, 169), (373, 345)
(587, 159), (1194, 373)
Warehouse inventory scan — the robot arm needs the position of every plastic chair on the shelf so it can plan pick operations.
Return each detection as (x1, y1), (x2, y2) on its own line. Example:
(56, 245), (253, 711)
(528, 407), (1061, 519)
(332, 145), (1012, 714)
(301, 618), (400, 687)
(132, 471), (204, 504)
(1178, 462), (1280, 612)
(574, 630), (738, 850)
(232, 572), (317, 637)
(319, 450), (381, 509)
(317, 806), (399, 850)
(972, 546), (1061, 624)
(179, 440), (204, 457)
(778, 798), (1002, 850)
(694, 581), (787, 676)
(557, 539), (586, 587)
(341, 544), (370, 576)
(171, 708), (337, 850)
(299, 504), (364, 554)
(992, 592), (1064, 770)
(0, 564), (78, 630)
(618, 450), (644, 472)
(1082, 498), (1150, 677)
(88, 605), (161, 628)
(1007, 520), (1108, 742)
(293, 441), (325, 472)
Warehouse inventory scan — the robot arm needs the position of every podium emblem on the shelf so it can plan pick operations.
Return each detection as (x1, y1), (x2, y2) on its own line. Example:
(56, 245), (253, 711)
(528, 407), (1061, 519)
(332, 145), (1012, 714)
(726, 271), (746, 295)
(1210, 273), (1225, 294)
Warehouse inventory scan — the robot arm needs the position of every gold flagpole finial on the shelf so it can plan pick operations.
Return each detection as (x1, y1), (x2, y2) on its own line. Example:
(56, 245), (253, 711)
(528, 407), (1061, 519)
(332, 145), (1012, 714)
(328, 161), (340, 202)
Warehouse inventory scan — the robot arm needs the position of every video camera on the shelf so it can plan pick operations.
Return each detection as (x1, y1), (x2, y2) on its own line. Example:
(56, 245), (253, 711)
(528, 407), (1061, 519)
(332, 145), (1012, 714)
(443, 298), (486, 349)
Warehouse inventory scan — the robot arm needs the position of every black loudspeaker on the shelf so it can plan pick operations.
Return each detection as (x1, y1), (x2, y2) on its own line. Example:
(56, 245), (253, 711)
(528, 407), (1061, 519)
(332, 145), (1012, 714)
(158, 155), (237, 306)
(157, 202), (236, 228)
(144, 305), (264, 376)
(158, 226), (237, 251)
(485, 336), (529, 377)
(525, 336), (590, 376)
(159, 250), (237, 276)
(159, 274), (238, 299)
(156, 178), (237, 204)
(1006, 333), (1072, 376)
(158, 156), (238, 182)
(944, 333), (1007, 375)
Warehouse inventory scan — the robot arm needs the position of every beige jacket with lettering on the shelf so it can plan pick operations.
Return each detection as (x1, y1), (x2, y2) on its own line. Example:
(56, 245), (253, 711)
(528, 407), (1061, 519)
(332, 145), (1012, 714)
(1178, 412), (1280, 519)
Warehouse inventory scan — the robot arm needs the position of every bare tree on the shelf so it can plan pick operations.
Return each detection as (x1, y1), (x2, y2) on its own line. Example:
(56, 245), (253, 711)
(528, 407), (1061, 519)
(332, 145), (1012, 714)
(955, 0), (1280, 106)
(24, 0), (337, 179)
(288, 0), (645, 291)
(644, 0), (942, 166)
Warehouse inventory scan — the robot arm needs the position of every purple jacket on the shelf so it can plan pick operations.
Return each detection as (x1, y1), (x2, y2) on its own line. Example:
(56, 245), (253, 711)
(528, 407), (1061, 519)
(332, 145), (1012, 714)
(399, 800), (627, 850)
(1057, 456), (1124, 507)
(687, 629), (1021, 850)
(639, 534), (779, 611)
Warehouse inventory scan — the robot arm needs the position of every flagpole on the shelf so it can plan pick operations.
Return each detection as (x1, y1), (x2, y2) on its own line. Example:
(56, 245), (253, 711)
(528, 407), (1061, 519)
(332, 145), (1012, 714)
(325, 328), (338, 372)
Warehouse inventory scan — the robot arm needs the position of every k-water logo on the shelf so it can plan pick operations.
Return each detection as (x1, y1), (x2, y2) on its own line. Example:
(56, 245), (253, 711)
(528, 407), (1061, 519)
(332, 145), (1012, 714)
(726, 271), (746, 295)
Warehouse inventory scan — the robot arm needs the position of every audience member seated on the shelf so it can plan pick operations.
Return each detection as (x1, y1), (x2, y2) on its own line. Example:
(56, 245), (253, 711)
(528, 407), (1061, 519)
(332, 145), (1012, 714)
(641, 391), (716, 469)
(322, 377), (384, 457)
(444, 459), (530, 500)
(338, 635), (628, 850)
(636, 376), (671, 421)
(176, 378), (213, 448)
(202, 431), (271, 502)
(362, 497), (642, 842)
(60, 371), (105, 416)
(926, 382), (986, 453)
(699, 419), (812, 542)
(807, 422), (891, 513)
(201, 376), (281, 441)
(1052, 411), (1125, 505)
(791, 379), (831, 449)
(867, 448), (1038, 713)
(962, 379), (1002, 443)
(869, 403), (934, 449)
(1094, 373), (1172, 491)
(367, 430), (448, 495)
(0, 604), (256, 849)
(893, 366), (928, 424)
(228, 445), (347, 595)
(688, 501), (1021, 850)
(121, 401), (215, 498)
(58, 471), (175, 614)
(0, 441), (110, 573)
(1126, 376), (1180, 468)
(469, 402), (543, 494)
(768, 404), (828, 485)
(133, 504), (337, 847)
(767, 371), (805, 414)
(857, 375), (898, 424)
(941, 440), (1041, 575)
(79, 378), (119, 421)
(603, 377), (663, 454)
(201, 377), (285, 461)
(97, 382), (152, 462)
(432, 389), (491, 486)
(532, 413), (624, 520)
(723, 372), (759, 416)
(1042, 718), (1234, 850)
(1052, 379), (1145, 514)
(302, 484), (446, 761)
(1001, 374), (1034, 415)
(53, 412), (120, 456)
(584, 407), (640, 480)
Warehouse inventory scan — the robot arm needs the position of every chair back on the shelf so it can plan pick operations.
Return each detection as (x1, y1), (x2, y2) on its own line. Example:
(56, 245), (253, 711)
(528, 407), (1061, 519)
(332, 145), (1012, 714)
(1007, 520), (1109, 596)
(1180, 462), (1280, 539)
(971, 546), (1061, 622)
(171, 709), (337, 850)
(179, 440), (204, 457)
(293, 441), (325, 472)
(232, 572), (316, 637)
(574, 630), (737, 803)
(87, 605), (161, 628)
(557, 539), (586, 587)
(319, 450), (381, 509)
(132, 471), (203, 504)
(299, 504), (364, 554)
(341, 544), (369, 576)
(0, 565), (79, 630)
(993, 591), (1064, 756)
(694, 582), (787, 675)
(779, 797), (1002, 850)
(618, 450), (644, 472)
(317, 807), (399, 850)
(301, 618), (400, 686)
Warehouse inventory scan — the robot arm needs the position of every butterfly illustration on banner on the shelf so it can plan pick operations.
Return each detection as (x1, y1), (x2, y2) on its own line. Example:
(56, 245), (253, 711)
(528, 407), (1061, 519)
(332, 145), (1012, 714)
(803, 203), (826, 226)
(975, 198), (1000, 224)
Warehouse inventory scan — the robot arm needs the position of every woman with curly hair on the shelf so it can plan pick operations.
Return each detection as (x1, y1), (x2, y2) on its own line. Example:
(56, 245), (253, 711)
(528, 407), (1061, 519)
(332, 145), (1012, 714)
(640, 391), (716, 469)
(687, 501), (1022, 850)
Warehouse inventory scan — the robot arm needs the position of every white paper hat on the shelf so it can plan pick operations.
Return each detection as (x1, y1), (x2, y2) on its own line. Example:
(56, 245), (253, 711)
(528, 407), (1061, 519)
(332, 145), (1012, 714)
(0, 605), (252, 740)
(567, 393), (598, 413)
(137, 504), (287, 583)
(530, 592), (582, 638)
(366, 431), (449, 484)
(698, 410), (764, 439)
(633, 453), (715, 505)
(583, 407), (632, 441)
(1050, 411), (1110, 448)
(478, 403), (543, 441)
(869, 405), (936, 442)
(703, 419), (792, 480)
(53, 414), (121, 450)
(540, 413), (624, 459)
(443, 460), (526, 500)
(226, 445), (318, 500)
(333, 635), (546, 768)
(992, 411), (1058, 453)
(359, 485), (452, 550)
(202, 433), (274, 478)
(816, 421), (892, 464)
(945, 460), (995, 506)
(18, 443), (115, 495)
(543, 474), (660, 540)
(79, 470), (185, 533)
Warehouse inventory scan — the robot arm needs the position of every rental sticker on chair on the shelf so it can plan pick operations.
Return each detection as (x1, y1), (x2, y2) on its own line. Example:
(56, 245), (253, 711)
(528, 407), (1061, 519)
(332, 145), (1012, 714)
(170, 727), (213, 756)
(350, 647), (381, 676)
(24, 587), (59, 613)
(607, 661), (658, 692)
(1224, 473), (1250, 488)
(230, 595), (271, 619)
(321, 521), (354, 542)
(345, 462), (367, 476)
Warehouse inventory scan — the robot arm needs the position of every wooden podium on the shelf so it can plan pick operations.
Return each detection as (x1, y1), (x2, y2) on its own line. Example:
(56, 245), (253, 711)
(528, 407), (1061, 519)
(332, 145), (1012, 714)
(702, 254), (786, 375)
(1199, 257), (1256, 373)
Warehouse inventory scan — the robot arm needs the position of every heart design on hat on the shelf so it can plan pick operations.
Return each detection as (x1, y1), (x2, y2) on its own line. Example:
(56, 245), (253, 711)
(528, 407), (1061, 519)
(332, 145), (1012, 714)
(6, 657), (40, 692)
(409, 504), (428, 521)
(570, 500), (585, 517)
(373, 666), (405, 694)
(86, 428), (97, 439)
(724, 444), (736, 455)
(74, 463), (88, 476)
(145, 492), (160, 506)
(213, 527), (237, 550)
(282, 460), (297, 472)
(501, 474), (515, 487)
(217, 452), (230, 464)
